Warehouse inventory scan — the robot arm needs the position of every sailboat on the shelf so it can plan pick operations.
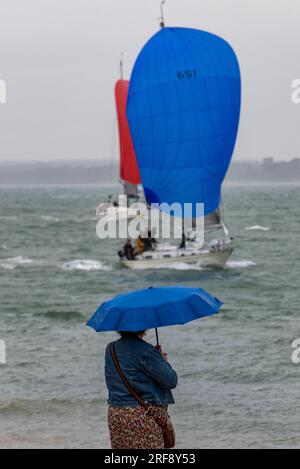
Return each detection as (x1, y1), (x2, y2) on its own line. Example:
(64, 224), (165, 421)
(96, 59), (142, 221)
(120, 3), (241, 270)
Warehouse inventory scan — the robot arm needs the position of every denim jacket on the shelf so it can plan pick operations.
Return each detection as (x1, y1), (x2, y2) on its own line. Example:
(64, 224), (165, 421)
(105, 337), (178, 407)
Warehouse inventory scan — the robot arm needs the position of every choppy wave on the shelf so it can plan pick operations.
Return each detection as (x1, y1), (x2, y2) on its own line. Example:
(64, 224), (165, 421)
(41, 215), (60, 222)
(151, 260), (256, 271)
(226, 260), (257, 269)
(65, 217), (95, 224)
(0, 256), (34, 270)
(0, 397), (104, 413)
(62, 259), (111, 272)
(0, 216), (18, 221)
(43, 310), (85, 321)
(245, 225), (271, 232)
(41, 215), (95, 224)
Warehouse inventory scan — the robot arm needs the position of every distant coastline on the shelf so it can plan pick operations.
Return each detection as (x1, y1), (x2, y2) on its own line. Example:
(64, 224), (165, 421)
(0, 158), (299, 186)
(227, 158), (300, 184)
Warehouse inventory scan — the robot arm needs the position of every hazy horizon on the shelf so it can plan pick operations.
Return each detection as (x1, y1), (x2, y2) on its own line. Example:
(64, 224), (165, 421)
(0, 156), (299, 166)
(1, 158), (299, 186)
(0, 0), (299, 163)
(0, 157), (298, 167)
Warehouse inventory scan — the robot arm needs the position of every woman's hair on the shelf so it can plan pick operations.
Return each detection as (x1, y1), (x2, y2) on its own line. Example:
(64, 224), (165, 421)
(118, 331), (146, 339)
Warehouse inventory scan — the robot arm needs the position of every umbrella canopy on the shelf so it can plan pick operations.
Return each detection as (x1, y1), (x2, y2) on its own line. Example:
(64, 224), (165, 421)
(87, 286), (222, 333)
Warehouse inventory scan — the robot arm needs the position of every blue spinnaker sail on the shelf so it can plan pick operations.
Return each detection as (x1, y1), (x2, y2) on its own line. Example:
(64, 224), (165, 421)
(127, 27), (241, 216)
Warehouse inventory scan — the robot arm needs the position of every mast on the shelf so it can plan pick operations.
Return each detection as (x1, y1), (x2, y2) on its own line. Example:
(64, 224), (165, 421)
(160, 0), (166, 29)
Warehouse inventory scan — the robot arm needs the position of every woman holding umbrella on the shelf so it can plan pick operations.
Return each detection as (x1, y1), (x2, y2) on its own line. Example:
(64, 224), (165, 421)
(105, 330), (178, 449)
(87, 286), (222, 450)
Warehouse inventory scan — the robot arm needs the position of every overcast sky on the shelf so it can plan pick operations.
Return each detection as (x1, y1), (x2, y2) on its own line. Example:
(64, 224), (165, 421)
(0, 0), (299, 162)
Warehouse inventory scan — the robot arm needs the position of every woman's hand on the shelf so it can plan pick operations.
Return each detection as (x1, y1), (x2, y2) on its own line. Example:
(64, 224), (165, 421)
(155, 345), (168, 361)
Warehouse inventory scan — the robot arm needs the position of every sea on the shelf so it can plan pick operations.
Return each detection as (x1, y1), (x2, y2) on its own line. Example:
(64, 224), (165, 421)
(0, 184), (299, 449)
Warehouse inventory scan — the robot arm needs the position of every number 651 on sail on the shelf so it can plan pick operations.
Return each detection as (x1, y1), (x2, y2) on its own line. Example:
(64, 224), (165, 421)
(177, 70), (197, 80)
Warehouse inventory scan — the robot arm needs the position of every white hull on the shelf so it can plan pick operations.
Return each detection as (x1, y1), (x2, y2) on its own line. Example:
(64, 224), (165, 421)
(96, 204), (139, 221)
(121, 246), (233, 270)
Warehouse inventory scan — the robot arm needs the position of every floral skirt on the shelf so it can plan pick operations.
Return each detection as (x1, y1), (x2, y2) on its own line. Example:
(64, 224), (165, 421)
(108, 405), (168, 449)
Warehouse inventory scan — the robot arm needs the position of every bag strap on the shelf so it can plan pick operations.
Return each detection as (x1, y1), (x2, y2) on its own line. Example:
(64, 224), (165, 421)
(110, 342), (148, 410)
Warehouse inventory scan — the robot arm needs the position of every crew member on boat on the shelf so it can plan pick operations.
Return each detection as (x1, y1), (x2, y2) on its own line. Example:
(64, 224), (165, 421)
(133, 235), (145, 256)
(179, 232), (186, 250)
(144, 231), (158, 252)
(121, 240), (135, 260)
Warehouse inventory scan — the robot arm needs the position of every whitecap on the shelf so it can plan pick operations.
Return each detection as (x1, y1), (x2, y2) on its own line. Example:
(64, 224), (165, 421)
(62, 260), (111, 272)
(0, 256), (34, 270)
(226, 260), (257, 269)
(41, 216), (60, 222)
(0, 263), (15, 270)
(64, 217), (94, 224)
(245, 225), (271, 232)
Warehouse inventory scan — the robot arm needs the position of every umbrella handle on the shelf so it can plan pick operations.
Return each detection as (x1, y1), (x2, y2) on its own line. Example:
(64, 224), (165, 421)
(155, 328), (160, 348)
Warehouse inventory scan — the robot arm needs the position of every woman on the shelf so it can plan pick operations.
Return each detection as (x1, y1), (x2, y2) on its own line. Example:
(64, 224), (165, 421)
(105, 330), (178, 449)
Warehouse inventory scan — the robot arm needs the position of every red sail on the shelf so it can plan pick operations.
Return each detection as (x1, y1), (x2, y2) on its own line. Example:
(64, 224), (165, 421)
(115, 80), (141, 185)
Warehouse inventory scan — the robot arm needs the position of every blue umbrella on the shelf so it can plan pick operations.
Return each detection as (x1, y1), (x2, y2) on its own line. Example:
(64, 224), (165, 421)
(87, 286), (222, 344)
